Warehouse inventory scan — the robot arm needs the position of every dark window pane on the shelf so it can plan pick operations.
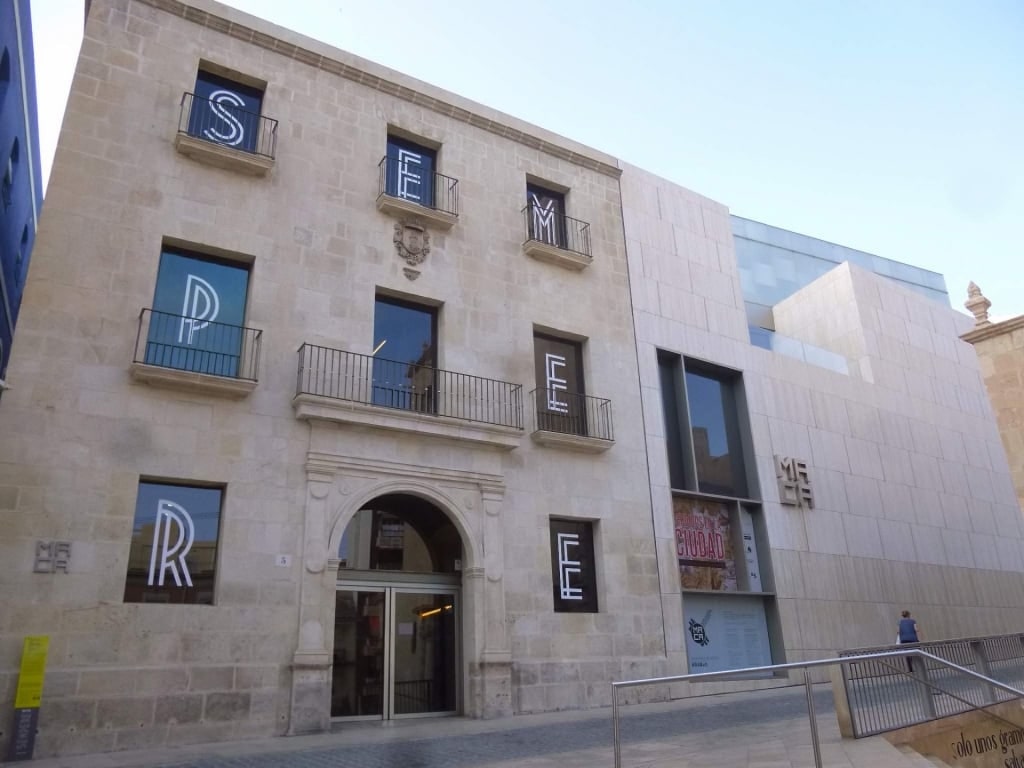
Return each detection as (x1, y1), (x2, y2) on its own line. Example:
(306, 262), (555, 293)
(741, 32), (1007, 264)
(533, 334), (586, 436)
(526, 184), (566, 247)
(189, 71), (263, 153)
(386, 136), (436, 207)
(372, 297), (437, 413)
(338, 494), (461, 574)
(658, 351), (695, 491)
(124, 482), (222, 604)
(685, 368), (747, 497)
(146, 250), (250, 377)
(550, 519), (598, 613)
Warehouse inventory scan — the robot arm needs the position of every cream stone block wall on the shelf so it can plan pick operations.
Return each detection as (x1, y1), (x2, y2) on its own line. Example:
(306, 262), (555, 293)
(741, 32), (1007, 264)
(964, 314), (1024, 514)
(0, 0), (659, 756)
(620, 162), (1024, 680)
(773, 265), (869, 378)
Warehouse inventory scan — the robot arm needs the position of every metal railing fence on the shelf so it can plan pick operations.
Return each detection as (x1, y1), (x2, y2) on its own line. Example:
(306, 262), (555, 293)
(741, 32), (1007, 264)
(377, 156), (460, 217)
(178, 92), (278, 159)
(134, 308), (261, 381)
(529, 387), (614, 441)
(521, 204), (592, 258)
(612, 648), (1024, 768)
(296, 343), (523, 429)
(839, 633), (1024, 737)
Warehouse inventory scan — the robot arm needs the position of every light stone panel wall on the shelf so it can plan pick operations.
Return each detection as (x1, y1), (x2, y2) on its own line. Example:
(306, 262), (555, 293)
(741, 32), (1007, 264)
(0, 0), (659, 756)
(620, 162), (1024, 680)
(963, 314), (1024, 515)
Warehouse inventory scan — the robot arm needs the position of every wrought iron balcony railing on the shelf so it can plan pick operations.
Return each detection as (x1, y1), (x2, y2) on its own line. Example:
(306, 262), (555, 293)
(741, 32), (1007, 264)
(178, 92), (278, 160)
(134, 308), (262, 381)
(377, 156), (460, 217)
(521, 204), (592, 258)
(530, 387), (614, 441)
(296, 344), (522, 429)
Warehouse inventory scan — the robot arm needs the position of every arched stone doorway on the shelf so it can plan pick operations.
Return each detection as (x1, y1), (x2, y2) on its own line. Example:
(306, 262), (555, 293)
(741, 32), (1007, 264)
(331, 493), (463, 720)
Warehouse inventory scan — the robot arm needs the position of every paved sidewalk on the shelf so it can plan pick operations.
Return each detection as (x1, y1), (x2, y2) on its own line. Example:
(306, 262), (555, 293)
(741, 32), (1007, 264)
(15, 685), (943, 768)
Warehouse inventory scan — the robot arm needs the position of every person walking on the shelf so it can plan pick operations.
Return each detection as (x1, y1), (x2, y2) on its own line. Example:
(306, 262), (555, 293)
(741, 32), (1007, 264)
(897, 610), (921, 673)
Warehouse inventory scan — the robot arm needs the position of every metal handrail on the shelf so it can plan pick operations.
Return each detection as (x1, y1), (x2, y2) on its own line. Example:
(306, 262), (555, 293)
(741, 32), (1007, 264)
(133, 307), (262, 381)
(529, 387), (614, 441)
(839, 633), (1024, 735)
(178, 92), (278, 159)
(611, 649), (1024, 768)
(521, 203), (592, 258)
(295, 343), (523, 428)
(377, 156), (460, 217)
(871, 657), (1024, 738)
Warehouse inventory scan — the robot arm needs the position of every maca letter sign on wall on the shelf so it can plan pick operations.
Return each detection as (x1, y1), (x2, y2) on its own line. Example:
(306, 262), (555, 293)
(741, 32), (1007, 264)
(775, 455), (814, 509)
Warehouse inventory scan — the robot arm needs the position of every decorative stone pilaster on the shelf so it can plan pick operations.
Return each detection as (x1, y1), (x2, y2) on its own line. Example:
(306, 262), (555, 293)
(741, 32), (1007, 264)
(478, 487), (512, 717)
(288, 471), (336, 735)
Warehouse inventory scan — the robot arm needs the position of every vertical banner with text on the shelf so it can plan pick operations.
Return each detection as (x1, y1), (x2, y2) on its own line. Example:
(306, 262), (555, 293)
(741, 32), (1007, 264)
(7, 635), (49, 761)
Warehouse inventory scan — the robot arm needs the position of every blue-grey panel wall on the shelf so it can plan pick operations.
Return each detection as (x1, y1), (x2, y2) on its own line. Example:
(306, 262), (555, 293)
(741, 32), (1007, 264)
(731, 215), (949, 324)
(0, 0), (43, 378)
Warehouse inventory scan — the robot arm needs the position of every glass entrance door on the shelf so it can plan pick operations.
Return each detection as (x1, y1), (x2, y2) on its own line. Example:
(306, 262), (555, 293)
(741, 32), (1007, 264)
(332, 585), (458, 720)
(391, 591), (457, 715)
(331, 588), (385, 718)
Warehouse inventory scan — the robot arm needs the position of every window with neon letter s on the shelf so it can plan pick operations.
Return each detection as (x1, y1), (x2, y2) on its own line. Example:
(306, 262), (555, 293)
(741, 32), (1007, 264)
(188, 70), (263, 154)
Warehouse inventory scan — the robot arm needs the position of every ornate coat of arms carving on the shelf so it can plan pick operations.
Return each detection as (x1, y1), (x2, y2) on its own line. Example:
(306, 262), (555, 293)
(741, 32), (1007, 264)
(393, 220), (430, 266)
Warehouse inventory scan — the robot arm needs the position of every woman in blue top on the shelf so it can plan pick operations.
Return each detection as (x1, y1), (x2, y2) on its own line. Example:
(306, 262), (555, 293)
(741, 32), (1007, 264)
(898, 610), (921, 672)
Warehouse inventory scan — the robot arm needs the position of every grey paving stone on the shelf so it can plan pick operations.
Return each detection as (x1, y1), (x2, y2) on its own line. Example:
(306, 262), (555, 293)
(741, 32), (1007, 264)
(154, 688), (835, 768)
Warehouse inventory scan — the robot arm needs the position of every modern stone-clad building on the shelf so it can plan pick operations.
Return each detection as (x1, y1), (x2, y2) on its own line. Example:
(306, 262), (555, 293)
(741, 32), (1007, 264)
(1, 0), (1022, 758)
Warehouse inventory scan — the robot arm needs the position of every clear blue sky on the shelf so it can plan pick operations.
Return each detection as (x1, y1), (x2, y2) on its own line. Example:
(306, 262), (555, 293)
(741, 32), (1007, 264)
(32, 0), (1024, 318)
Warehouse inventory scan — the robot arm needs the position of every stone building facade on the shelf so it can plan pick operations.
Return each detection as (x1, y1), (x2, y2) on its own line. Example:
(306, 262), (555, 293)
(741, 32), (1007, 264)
(0, 0), (658, 756)
(962, 286), (1024, 512)
(1, 0), (1022, 759)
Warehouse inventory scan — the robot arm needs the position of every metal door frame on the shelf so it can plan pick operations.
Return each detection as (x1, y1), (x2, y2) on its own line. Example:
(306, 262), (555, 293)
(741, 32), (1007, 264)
(333, 579), (461, 722)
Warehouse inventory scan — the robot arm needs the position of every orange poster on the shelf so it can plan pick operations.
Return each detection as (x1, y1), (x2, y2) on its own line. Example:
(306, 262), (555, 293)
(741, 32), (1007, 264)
(674, 498), (736, 591)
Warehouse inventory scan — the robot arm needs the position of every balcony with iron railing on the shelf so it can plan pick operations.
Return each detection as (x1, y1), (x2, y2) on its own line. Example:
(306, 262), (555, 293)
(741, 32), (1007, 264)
(130, 308), (262, 397)
(293, 343), (522, 449)
(521, 204), (593, 270)
(376, 156), (459, 229)
(173, 92), (278, 176)
(529, 387), (614, 453)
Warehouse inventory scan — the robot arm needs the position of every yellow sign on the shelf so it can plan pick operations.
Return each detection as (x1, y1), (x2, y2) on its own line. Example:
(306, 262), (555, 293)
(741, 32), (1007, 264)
(13, 636), (49, 709)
